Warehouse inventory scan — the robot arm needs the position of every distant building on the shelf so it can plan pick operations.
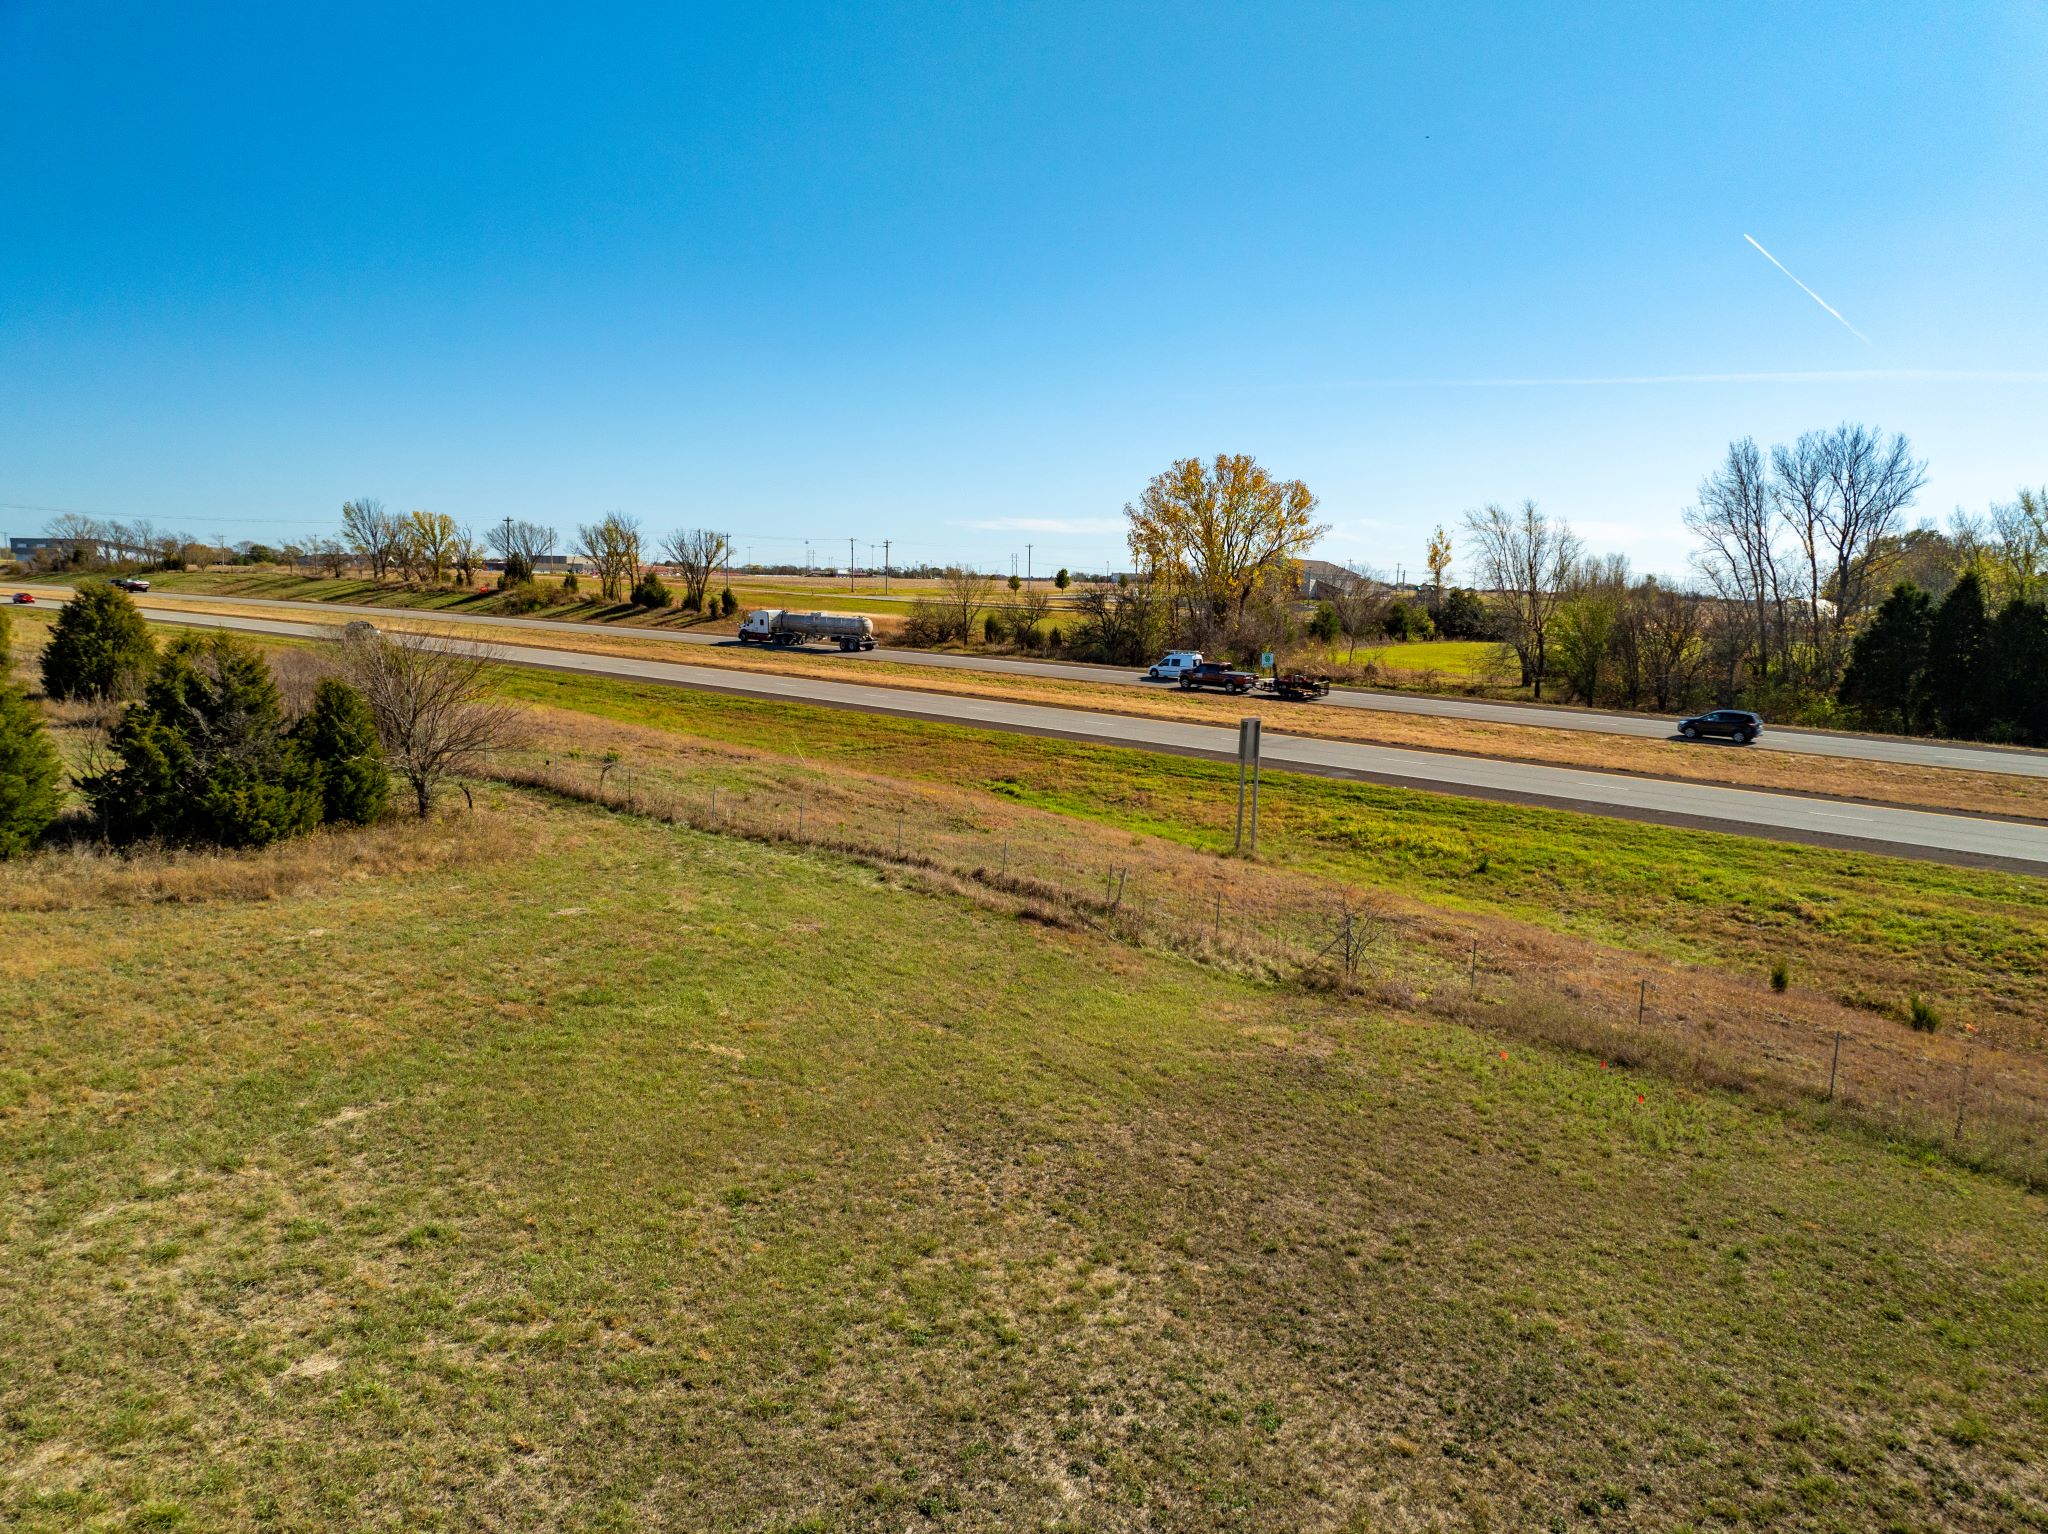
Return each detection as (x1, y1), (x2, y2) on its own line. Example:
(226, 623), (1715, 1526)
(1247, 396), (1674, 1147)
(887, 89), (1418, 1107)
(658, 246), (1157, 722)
(1294, 558), (1365, 600)
(9, 536), (77, 561)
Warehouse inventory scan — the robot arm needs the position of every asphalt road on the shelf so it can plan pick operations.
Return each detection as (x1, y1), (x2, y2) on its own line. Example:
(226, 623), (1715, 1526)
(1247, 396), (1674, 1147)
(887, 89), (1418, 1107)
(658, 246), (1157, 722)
(13, 581), (2045, 782)
(51, 599), (2048, 876)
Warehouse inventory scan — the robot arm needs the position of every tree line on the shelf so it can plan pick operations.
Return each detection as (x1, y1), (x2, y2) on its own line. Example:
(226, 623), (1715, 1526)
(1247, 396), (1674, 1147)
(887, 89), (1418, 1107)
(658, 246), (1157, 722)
(0, 583), (519, 860)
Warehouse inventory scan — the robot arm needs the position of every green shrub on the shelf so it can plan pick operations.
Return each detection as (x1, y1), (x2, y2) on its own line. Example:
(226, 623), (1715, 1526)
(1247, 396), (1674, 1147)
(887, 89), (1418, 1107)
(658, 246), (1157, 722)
(720, 587), (738, 617)
(561, 570), (579, 594)
(85, 632), (320, 848)
(40, 581), (156, 701)
(498, 580), (547, 614)
(1770, 959), (1790, 993)
(983, 612), (1004, 644)
(0, 683), (63, 857)
(499, 552), (534, 586)
(1307, 602), (1340, 644)
(294, 677), (389, 826)
(1907, 994), (1939, 1032)
(631, 571), (671, 609)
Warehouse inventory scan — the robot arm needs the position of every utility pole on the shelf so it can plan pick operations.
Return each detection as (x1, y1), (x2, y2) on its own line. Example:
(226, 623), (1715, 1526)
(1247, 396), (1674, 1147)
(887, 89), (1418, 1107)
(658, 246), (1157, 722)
(1026, 544), (1033, 585)
(883, 540), (891, 595)
(849, 537), (856, 593)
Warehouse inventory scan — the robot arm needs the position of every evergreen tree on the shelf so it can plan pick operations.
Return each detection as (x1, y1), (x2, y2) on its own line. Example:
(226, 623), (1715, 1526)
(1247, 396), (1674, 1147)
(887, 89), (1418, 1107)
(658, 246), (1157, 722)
(40, 581), (156, 701)
(0, 605), (12, 670)
(1987, 598), (2048, 746)
(86, 632), (320, 847)
(0, 683), (63, 858)
(1925, 570), (1993, 738)
(293, 677), (389, 825)
(1838, 583), (1933, 733)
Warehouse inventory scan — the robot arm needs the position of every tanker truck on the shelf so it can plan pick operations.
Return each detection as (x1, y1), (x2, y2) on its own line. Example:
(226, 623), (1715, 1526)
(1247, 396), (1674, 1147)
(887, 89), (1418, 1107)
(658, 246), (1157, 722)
(736, 607), (879, 651)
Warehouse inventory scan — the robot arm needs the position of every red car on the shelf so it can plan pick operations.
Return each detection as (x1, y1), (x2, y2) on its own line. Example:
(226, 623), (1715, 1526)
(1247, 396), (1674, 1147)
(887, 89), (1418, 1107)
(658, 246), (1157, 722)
(9, 592), (33, 604)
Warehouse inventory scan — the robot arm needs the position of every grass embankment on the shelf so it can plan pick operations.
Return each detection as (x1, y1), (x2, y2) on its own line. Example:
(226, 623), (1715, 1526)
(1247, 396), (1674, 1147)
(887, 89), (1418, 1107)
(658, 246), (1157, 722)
(25, 585), (2048, 822)
(494, 668), (2048, 1034)
(4, 795), (2048, 1531)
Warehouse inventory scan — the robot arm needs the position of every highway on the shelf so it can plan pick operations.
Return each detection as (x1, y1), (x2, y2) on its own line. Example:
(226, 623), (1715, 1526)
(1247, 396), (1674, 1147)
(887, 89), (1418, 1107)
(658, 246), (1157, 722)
(11, 581), (2045, 782)
(46, 597), (2048, 877)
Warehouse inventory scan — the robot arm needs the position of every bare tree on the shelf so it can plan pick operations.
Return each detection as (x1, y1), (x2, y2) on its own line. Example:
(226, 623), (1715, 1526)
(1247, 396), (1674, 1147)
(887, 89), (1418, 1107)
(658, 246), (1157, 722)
(1817, 423), (1926, 655)
(341, 498), (399, 579)
(1009, 584), (1054, 649)
(577, 513), (641, 602)
(485, 518), (558, 580)
(660, 528), (732, 610)
(451, 526), (484, 586)
(1460, 500), (1582, 699)
(1637, 580), (1710, 711)
(44, 512), (109, 566)
(1774, 425), (1926, 682)
(1687, 438), (1782, 685)
(311, 536), (349, 578)
(1327, 571), (1394, 661)
(339, 631), (525, 817)
(936, 566), (997, 643)
(1070, 578), (1165, 665)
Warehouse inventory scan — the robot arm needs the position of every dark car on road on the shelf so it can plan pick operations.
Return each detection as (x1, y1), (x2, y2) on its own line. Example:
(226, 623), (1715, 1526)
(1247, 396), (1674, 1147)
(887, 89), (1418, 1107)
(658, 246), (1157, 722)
(1678, 708), (1764, 744)
(112, 578), (151, 592)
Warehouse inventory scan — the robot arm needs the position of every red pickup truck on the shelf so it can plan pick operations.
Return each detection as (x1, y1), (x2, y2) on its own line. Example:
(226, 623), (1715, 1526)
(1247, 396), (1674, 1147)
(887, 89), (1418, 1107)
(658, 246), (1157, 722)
(1178, 660), (1256, 694)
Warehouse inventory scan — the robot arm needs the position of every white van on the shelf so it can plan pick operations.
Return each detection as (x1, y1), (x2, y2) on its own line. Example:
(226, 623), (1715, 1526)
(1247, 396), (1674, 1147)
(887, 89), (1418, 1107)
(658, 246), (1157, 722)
(1146, 651), (1204, 681)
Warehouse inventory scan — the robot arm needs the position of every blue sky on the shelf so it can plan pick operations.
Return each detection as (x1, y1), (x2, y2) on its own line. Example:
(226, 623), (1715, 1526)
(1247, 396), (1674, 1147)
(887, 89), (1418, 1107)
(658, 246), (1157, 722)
(4, 2), (2044, 580)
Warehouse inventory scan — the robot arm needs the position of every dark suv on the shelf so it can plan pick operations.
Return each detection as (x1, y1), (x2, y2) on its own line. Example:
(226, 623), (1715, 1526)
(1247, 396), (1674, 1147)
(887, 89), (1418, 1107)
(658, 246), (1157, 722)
(1677, 708), (1764, 744)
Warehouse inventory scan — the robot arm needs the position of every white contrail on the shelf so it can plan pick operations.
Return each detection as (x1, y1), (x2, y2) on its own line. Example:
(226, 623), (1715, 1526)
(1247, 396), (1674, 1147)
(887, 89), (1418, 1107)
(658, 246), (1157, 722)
(1744, 233), (1870, 344)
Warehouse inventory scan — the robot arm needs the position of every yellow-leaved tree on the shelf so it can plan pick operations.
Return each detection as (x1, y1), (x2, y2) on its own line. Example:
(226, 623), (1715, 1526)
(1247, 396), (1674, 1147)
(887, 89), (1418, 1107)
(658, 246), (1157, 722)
(1124, 454), (1326, 634)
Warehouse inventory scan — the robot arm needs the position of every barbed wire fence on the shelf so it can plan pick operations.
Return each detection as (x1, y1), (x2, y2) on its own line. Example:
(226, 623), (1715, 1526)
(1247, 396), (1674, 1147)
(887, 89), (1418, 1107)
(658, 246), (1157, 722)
(489, 750), (2048, 1191)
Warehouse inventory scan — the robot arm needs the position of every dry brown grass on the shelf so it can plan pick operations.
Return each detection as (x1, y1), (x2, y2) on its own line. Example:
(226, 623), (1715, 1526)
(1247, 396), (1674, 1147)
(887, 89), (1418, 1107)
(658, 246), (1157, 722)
(0, 815), (493, 913)
(111, 589), (2048, 822)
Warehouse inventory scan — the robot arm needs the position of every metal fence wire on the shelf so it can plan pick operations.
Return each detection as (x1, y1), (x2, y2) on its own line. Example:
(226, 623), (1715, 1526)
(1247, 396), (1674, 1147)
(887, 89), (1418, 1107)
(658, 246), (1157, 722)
(492, 751), (2048, 1190)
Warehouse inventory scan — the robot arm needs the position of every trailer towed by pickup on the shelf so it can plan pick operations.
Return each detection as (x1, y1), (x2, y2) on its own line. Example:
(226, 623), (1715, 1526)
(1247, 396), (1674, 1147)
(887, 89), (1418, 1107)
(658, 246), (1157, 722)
(1260, 672), (1331, 701)
(737, 608), (878, 651)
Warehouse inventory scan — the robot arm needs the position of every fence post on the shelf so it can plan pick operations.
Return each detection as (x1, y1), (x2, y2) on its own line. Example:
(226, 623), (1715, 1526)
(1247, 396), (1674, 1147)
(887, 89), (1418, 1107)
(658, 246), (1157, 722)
(1827, 1030), (1841, 1101)
(1469, 940), (1478, 988)
(1637, 978), (1647, 1027)
(796, 795), (804, 841)
(1000, 838), (1009, 879)
(896, 810), (904, 859)
(1954, 1061), (1970, 1143)
(1214, 890), (1223, 944)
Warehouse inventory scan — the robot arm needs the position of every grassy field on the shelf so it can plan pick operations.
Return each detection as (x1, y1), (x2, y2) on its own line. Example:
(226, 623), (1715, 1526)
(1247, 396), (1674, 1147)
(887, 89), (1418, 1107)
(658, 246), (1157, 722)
(488, 667), (2048, 1036)
(5, 791), (2048, 1531)
(1312, 638), (1506, 682)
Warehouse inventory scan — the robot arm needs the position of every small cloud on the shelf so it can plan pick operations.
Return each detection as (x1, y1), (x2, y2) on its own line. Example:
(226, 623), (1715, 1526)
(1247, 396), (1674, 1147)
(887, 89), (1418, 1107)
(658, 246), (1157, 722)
(952, 517), (1127, 534)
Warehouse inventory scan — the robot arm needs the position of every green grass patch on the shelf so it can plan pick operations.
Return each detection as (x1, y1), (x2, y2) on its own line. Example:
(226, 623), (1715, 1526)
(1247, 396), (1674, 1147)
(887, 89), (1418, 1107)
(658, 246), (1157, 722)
(491, 667), (2048, 1028)
(2, 793), (2045, 1528)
